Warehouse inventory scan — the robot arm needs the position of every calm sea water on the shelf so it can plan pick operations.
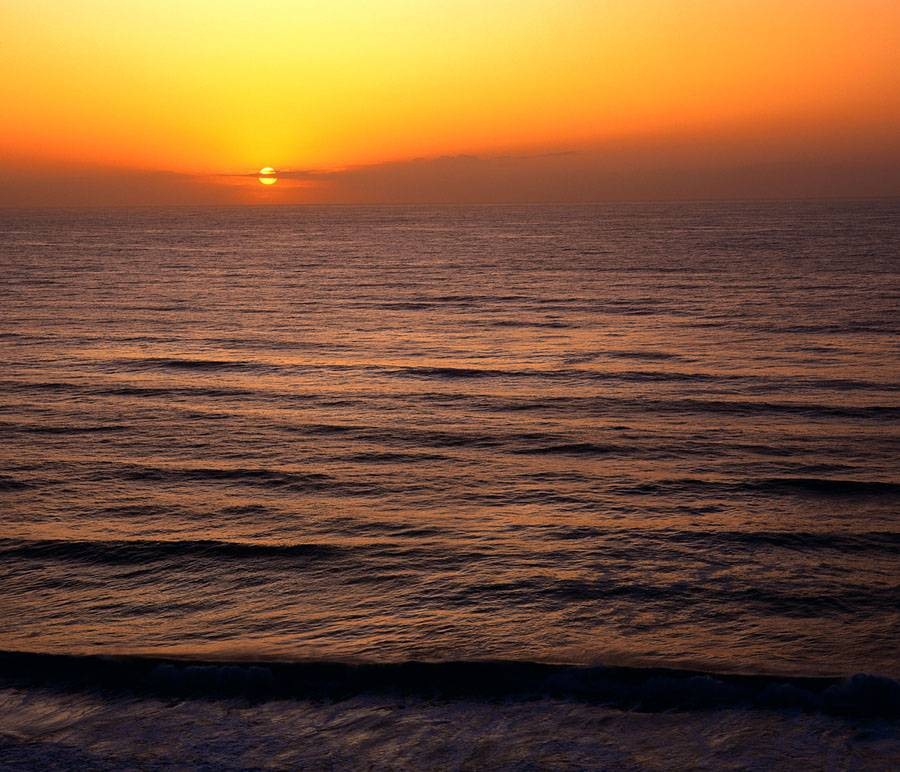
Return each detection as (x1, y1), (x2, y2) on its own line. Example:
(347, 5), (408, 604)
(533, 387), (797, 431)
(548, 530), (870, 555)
(1, 201), (898, 768)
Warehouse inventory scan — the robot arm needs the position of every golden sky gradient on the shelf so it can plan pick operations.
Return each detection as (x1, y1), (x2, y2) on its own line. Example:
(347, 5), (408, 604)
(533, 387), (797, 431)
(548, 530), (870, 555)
(2, 0), (898, 204)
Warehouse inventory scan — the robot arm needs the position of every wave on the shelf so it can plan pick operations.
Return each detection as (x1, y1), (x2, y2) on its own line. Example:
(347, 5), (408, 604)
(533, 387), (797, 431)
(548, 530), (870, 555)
(532, 527), (900, 554)
(671, 529), (900, 554)
(605, 350), (683, 361)
(4, 423), (127, 435)
(111, 464), (384, 494)
(619, 477), (900, 498)
(110, 357), (274, 372)
(3, 523), (896, 573)
(390, 365), (899, 392)
(423, 395), (900, 422)
(97, 384), (252, 398)
(0, 537), (343, 566)
(0, 380), (258, 400)
(511, 442), (622, 456)
(488, 319), (575, 329)
(393, 365), (712, 382)
(0, 474), (30, 492)
(4, 377), (897, 422)
(106, 464), (395, 497)
(658, 399), (900, 420)
(120, 465), (331, 485)
(397, 366), (506, 379)
(749, 477), (900, 496)
(524, 578), (900, 614)
(336, 450), (452, 463)
(0, 651), (896, 717)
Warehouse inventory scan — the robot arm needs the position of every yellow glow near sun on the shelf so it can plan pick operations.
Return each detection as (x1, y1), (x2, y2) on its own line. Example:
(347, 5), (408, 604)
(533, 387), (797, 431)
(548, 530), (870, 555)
(258, 167), (277, 185)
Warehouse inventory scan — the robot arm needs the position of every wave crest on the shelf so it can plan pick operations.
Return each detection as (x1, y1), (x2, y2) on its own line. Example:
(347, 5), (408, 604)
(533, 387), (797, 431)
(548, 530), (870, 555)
(0, 652), (897, 717)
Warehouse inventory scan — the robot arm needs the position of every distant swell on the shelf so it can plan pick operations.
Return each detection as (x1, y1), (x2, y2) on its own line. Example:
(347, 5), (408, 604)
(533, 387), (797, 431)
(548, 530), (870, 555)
(0, 652), (897, 717)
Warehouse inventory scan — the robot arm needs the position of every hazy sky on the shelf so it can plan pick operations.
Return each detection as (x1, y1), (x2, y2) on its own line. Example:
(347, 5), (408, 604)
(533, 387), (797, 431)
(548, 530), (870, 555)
(2, 0), (898, 205)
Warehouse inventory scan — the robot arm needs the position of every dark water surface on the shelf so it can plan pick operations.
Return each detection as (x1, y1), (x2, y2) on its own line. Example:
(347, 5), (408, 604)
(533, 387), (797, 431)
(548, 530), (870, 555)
(1, 201), (898, 767)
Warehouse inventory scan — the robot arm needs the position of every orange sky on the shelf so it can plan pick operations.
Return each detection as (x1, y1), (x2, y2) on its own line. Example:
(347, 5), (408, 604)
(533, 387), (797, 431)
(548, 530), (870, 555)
(1, 0), (898, 204)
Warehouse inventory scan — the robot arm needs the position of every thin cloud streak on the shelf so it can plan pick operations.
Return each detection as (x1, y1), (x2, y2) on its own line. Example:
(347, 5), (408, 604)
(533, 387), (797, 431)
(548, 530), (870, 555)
(2, 123), (898, 207)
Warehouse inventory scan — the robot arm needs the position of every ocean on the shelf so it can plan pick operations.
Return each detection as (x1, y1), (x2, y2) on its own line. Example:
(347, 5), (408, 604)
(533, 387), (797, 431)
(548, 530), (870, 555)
(1, 201), (898, 769)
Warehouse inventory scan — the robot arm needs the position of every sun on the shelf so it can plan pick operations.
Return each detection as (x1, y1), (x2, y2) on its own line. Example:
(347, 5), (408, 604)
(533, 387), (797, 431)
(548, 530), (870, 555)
(258, 167), (278, 185)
